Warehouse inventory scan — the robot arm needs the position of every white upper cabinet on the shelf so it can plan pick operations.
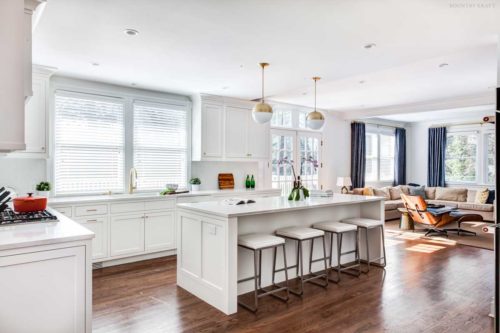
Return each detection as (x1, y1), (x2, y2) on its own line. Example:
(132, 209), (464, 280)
(202, 103), (224, 158)
(192, 95), (270, 161)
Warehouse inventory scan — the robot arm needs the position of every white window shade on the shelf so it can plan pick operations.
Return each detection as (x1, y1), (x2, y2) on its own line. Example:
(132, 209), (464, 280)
(54, 92), (125, 195)
(133, 101), (188, 191)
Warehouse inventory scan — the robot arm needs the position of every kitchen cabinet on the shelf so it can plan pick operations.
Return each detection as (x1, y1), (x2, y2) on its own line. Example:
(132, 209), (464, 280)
(0, 244), (90, 333)
(225, 106), (249, 158)
(192, 94), (270, 161)
(78, 217), (108, 260)
(145, 211), (175, 251)
(110, 213), (145, 257)
(201, 103), (224, 158)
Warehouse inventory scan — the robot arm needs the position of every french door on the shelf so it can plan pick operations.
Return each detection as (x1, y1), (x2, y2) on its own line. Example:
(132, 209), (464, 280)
(271, 129), (322, 195)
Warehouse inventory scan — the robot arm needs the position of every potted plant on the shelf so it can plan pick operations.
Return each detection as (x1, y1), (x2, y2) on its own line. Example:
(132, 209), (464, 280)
(189, 177), (201, 191)
(276, 157), (311, 201)
(36, 181), (51, 198)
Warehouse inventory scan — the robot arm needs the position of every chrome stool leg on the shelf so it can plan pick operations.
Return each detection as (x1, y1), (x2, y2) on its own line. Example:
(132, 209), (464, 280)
(360, 225), (387, 273)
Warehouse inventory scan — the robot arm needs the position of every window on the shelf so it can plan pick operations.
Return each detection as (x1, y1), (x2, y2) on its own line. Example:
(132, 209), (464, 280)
(54, 92), (125, 196)
(271, 108), (293, 128)
(445, 132), (477, 183)
(445, 126), (494, 185)
(270, 103), (320, 130)
(271, 130), (322, 195)
(54, 89), (190, 196)
(365, 126), (395, 183)
(133, 101), (188, 191)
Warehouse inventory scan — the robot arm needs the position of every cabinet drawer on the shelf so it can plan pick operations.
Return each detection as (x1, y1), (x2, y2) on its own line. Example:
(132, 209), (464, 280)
(52, 206), (72, 217)
(110, 201), (145, 214)
(145, 199), (175, 211)
(75, 204), (108, 217)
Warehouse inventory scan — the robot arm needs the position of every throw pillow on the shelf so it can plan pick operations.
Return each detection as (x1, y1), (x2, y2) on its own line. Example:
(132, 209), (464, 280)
(474, 188), (490, 204)
(352, 188), (364, 195)
(373, 187), (390, 200)
(362, 187), (374, 196)
(435, 187), (467, 202)
(408, 185), (426, 199)
(487, 190), (495, 204)
(389, 186), (403, 200)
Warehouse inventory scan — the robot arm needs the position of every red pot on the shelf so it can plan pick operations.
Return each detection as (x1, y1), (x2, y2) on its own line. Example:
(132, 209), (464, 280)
(13, 193), (47, 213)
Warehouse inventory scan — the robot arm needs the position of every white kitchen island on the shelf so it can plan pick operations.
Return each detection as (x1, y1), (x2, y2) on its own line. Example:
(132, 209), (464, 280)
(176, 194), (385, 315)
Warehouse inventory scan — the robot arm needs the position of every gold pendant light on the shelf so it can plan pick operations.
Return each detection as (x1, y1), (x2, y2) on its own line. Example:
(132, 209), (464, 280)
(306, 76), (325, 130)
(252, 62), (273, 124)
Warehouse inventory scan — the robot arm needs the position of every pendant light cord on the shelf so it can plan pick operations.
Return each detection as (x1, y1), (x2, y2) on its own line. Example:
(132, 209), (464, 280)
(261, 65), (265, 103)
(314, 78), (317, 111)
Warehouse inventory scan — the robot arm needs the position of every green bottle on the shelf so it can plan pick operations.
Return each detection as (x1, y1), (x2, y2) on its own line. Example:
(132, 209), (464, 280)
(245, 175), (250, 189)
(250, 175), (255, 189)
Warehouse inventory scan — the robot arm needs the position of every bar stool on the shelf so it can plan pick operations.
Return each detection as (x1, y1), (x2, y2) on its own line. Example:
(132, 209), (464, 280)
(275, 227), (328, 296)
(312, 221), (361, 283)
(237, 233), (290, 312)
(341, 217), (387, 273)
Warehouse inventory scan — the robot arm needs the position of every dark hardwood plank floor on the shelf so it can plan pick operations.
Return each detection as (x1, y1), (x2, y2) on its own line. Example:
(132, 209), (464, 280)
(93, 232), (494, 333)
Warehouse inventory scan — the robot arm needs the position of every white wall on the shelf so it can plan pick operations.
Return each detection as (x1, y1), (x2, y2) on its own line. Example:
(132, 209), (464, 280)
(0, 158), (47, 195)
(191, 161), (261, 190)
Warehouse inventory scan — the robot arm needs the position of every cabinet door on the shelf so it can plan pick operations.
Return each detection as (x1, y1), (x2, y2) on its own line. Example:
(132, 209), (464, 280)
(145, 211), (175, 252)
(225, 106), (249, 158)
(202, 103), (223, 158)
(247, 113), (269, 159)
(24, 77), (47, 153)
(79, 217), (108, 260)
(110, 214), (145, 257)
(0, 246), (87, 333)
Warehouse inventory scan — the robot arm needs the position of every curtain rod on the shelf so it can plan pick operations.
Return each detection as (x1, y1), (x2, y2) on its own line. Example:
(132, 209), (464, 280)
(429, 121), (491, 128)
(352, 120), (404, 129)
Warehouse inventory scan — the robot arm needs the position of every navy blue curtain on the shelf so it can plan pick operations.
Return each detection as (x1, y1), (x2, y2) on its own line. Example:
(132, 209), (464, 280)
(393, 128), (406, 186)
(428, 127), (447, 187)
(350, 122), (366, 188)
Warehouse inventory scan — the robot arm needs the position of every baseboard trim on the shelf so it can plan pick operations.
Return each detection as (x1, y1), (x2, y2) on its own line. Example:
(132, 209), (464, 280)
(94, 250), (176, 268)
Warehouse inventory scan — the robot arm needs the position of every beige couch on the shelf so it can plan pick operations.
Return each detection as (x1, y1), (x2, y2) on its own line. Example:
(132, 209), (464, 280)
(353, 186), (494, 222)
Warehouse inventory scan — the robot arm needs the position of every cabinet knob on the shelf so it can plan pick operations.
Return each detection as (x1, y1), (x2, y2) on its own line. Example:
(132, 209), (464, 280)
(203, 152), (206, 155)
(41, 147), (45, 150)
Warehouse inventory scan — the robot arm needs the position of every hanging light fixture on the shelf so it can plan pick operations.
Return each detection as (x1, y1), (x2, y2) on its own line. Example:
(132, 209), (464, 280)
(306, 76), (325, 130)
(252, 62), (273, 124)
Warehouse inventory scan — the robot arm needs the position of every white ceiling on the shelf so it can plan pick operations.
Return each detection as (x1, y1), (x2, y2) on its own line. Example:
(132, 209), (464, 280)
(374, 104), (495, 123)
(33, 0), (499, 112)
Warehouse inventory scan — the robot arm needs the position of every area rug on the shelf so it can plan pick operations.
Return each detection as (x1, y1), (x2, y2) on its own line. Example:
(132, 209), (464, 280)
(385, 220), (494, 250)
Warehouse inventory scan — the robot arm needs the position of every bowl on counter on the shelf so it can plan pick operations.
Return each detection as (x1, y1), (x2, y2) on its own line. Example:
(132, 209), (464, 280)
(165, 184), (179, 191)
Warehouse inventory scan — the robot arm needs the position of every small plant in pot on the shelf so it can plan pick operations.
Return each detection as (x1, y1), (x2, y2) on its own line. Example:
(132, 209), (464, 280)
(36, 181), (51, 198)
(189, 178), (201, 191)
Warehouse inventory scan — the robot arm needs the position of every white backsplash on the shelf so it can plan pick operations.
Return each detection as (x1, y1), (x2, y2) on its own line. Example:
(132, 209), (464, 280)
(191, 161), (262, 190)
(0, 158), (47, 196)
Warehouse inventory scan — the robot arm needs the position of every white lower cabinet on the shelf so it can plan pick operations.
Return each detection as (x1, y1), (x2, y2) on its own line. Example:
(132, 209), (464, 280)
(0, 245), (88, 333)
(110, 213), (145, 257)
(78, 217), (108, 260)
(145, 211), (175, 251)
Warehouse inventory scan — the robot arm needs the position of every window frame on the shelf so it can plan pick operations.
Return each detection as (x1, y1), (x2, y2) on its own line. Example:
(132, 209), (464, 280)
(49, 78), (192, 197)
(445, 124), (495, 186)
(365, 125), (396, 184)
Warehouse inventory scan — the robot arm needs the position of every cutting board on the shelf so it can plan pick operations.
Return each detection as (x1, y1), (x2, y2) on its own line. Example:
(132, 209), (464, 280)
(218, 173), (235, 190)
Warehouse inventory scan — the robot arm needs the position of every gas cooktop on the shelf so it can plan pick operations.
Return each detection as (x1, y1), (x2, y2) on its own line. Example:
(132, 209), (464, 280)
(0, 208), (58, 226)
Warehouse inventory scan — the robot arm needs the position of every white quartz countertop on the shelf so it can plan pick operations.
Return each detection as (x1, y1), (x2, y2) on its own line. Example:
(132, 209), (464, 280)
(176, 194), (384, 218)
(48, 188), (280, 205)
(0, 208), (94, 251)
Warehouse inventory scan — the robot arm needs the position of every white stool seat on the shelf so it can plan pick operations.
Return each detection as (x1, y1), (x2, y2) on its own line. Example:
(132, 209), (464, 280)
(313, 221), (357, 233)
(276, 227), (324, 240)
(341, 217), (383, 228)
(238, 233), (285, 250)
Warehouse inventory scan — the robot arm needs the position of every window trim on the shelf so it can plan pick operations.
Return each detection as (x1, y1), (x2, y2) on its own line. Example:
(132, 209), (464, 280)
(365, 125), (396, 183)
(269, 101), (324, 132)
(445, 125), (495, 186)
(49, 77), (192, 197)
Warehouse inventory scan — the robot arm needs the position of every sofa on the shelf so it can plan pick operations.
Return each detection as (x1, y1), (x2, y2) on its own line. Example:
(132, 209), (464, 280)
(352, 186), (495, 222)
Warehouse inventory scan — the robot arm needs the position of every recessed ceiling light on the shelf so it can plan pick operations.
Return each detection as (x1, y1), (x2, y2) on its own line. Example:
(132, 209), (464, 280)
(124, 28), (139, 36)
(239, 64), (244, 68)
(439, 63), (449, 68)
(131, 83), (137, 86)
(91, 62), (99, 66)
(359, 80), (365, 84)
(364, 43), (376, 49)
(302, 92), (307, 95)
(222, 86), (229, 90)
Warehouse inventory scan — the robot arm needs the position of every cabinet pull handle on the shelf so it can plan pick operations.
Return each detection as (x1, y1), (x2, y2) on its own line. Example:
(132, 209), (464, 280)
(144, 215), (149, 219)
(86, 209), (97, 212)
(86, 219), (97, 223)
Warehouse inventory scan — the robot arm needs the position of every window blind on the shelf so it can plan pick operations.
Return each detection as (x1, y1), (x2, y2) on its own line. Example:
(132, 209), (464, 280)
(133, 101), (188, 191)
(54, 92), (125, 195)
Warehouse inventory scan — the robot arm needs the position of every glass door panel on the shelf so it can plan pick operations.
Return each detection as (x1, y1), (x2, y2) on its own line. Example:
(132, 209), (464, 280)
(271, 130), (295, 196)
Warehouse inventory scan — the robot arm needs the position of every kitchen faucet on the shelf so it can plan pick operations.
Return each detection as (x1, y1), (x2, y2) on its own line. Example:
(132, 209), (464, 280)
(129, 167), (138, 194)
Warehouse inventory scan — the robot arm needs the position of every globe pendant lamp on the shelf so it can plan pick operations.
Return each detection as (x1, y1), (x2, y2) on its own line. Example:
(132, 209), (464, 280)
(306, 77), (325, 130)
(252, 62), (273, 124)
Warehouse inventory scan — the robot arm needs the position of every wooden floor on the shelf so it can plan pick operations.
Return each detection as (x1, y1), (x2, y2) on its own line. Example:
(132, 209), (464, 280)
(93, 232), (495, 333)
